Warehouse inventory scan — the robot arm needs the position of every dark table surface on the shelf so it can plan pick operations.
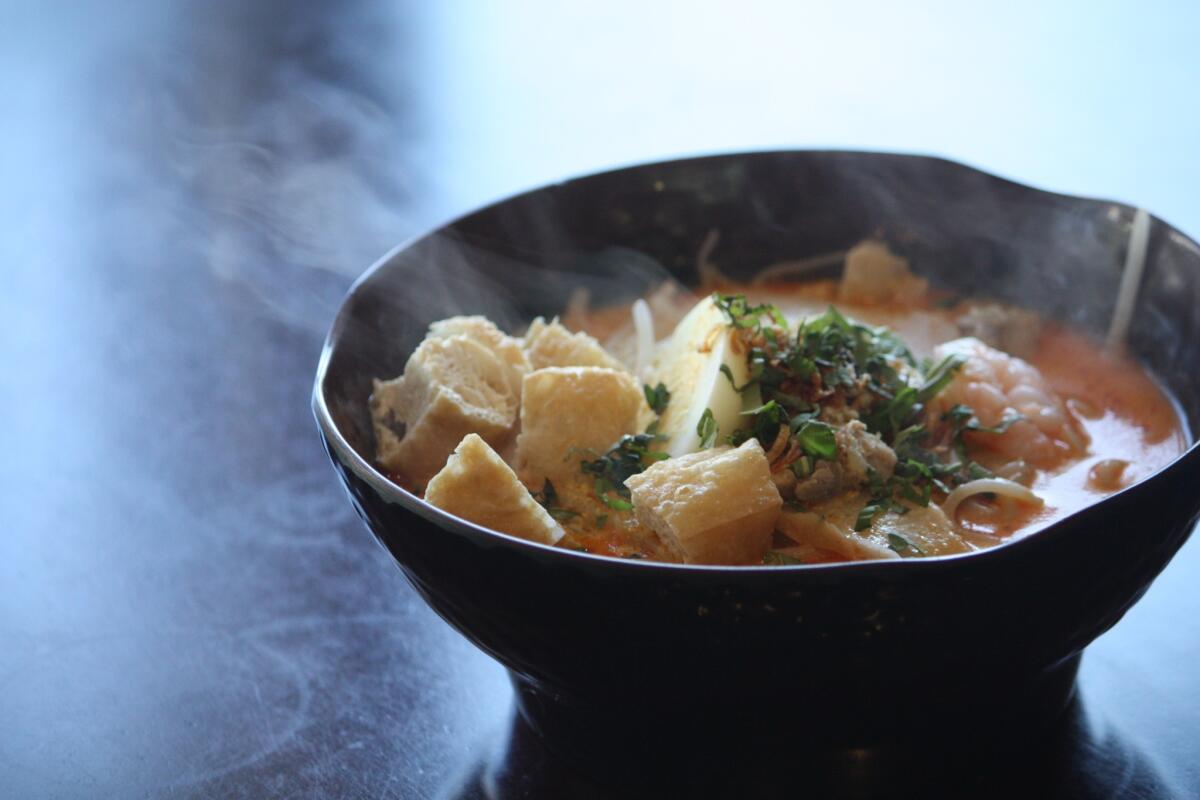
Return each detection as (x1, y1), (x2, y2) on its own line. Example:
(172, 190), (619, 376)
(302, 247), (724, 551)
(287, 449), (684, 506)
(4, 2), (1199, 797)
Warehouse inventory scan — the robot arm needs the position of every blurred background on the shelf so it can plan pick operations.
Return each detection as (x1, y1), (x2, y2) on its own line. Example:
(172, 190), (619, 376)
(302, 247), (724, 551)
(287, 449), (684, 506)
(3, 1), (1198, 797)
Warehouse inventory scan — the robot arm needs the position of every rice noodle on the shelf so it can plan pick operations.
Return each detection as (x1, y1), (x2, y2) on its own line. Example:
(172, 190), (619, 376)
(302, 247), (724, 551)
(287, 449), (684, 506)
(1105, 207), (1151, 352)
(942, 478), (1044, 520)
(562, 287), (592, 331)
(632, 298), (654, 380)
(696, 229), (734, 287)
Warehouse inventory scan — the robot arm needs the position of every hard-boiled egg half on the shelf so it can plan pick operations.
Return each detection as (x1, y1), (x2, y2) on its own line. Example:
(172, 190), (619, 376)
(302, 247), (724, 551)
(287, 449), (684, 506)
(645, 296), (752, 457)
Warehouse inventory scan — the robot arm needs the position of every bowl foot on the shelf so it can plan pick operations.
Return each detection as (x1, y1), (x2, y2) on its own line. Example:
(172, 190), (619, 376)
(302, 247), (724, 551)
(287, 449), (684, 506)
(510, 653), (1081, 796)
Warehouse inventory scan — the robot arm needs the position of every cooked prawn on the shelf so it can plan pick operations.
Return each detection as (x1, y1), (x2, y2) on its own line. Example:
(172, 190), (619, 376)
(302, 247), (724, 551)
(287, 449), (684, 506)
(929, 337), (1089, 469)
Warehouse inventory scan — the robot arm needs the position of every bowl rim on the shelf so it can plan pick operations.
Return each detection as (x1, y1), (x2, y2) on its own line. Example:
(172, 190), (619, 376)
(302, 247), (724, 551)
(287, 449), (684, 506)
(312, 148), (1200, 574)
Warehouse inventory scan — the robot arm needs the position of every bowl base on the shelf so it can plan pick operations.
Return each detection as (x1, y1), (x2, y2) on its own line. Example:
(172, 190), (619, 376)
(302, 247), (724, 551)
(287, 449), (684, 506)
(510, 653), (1081, 796)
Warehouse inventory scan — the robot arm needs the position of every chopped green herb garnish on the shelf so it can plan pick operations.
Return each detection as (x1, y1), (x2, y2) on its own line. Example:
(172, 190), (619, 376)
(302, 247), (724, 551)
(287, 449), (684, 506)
(886, 532), (925, 556)
(580, 432), (669, 509)
(707, 292), (985, 536)
(643, 382), (671, 415)
(741, 400), (782, 416)
(711, 298), (936, 453)
(594, 479), (635, 511)
(581, 434), (667, 486)
(725, 429), (755, 447)
(598, 495), (634, 512)
(595, 514), (609, 528)
(795, 420), (837, 461)
(942, 402), (1024, 437)
(714, 293), (788, 331)
(966, 462), (994, 481)
(763, 550), (805, 565)
(789, 455), (814, 479)
(942, 404), (974, 427)
(696, 408), (718, 449)
(533, 479), (580, 523)
(854, 470), (916, 532)
(719, 363), (753, 392)
(918, 354), (966, 402)
(863, 386), (918, 440)
(855, 504), (883, 531)
(863, 353), (965, 441)
(941, 404), (1023, 471)
(741, 399), (789, 447)
(891, 424), (926, 452)
(534, 479), (558, 507)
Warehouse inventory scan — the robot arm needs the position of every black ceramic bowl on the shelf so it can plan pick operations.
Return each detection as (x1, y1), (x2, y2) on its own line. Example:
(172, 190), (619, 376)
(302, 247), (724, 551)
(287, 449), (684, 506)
(314, 152), (1200, 792)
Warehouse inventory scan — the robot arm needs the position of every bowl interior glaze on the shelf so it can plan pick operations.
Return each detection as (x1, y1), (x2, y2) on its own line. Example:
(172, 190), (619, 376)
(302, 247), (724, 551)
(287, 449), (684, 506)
(314, 151), (1200, 789)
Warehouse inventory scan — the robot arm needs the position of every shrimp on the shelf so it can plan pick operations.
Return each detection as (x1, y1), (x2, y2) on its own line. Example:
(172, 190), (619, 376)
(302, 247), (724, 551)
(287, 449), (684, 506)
(929, 337), (1089, 469)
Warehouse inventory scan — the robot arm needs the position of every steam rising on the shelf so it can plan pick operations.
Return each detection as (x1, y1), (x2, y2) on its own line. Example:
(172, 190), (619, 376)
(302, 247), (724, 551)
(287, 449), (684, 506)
(94, 2), (443, 338)
(112, 0), (1159, 377)
(198, 81), (425, 334)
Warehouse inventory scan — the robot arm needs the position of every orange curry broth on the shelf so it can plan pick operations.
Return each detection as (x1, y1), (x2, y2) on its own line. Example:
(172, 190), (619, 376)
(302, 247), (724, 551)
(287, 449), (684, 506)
(1012, 323), (1189, 534)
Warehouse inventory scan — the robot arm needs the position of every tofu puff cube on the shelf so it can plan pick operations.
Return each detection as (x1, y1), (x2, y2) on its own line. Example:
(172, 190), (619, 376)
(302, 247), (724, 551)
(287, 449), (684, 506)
(836, 240), (928, 306)
(370, 332), (526, 490)
(425, 434), (564, 545)
(516, 367), (644, 486)
(428, 315), (530, 375)
(522, 317), (626, 371)
(624, 439), (783, 565)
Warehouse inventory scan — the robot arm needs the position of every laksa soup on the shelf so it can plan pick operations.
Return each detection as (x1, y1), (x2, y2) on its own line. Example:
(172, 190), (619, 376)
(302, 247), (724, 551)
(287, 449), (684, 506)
(367, 242), (1187, 566)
